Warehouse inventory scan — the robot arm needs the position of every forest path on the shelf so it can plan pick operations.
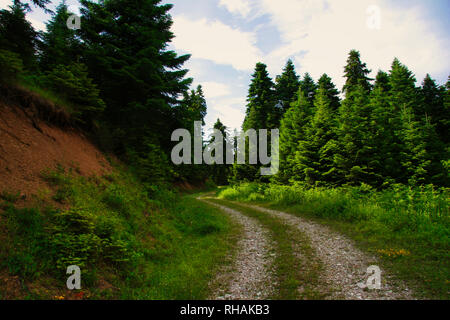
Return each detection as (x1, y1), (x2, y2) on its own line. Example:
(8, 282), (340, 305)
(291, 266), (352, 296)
(199, 196), (276, 300)
(200, 195), (415, 300)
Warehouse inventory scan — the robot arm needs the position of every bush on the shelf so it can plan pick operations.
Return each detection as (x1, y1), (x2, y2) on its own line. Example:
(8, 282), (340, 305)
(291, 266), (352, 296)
(41, 63), (105, 124)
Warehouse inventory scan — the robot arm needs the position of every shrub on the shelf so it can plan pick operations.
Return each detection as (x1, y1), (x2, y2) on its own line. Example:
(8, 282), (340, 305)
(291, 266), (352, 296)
(41, 63), (105, 124)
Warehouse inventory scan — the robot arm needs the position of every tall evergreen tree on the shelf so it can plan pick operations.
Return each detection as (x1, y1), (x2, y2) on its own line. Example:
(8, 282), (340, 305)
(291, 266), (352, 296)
(0, 1), (37, 70)
(387, 59), (445, 185)
(420, 74), (448, 144)
(233, 62), (277, 182)
(79, 0), (192, 160)
(335, 83), (377, 185)
(299, 72), (317, 107)
(209, 118), (231, 185)
(342, 50), (372, 95)
(276, 88), (314, 183)
(294, 83), (339, 186)
(243, 62), (277, 131)
(367, 70), (397, 185)
(275, 59), (300, 114)
(39, 1), (81, 71)
(317, 74), (340, 111)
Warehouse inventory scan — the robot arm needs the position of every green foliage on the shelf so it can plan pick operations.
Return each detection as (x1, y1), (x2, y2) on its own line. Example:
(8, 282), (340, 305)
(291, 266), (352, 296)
(243, 62), (278, 131)
(39, 2), (81, 71)
(208, 118), (232, 185)
(342, 49), (372, 94)
(275, 59), (300, 113)
(273, 51), (448, 188)
(0, 2), (37, 70)
(0, 49), (23, 81)
(1, 164), (237, 299)
(78, 0), (192, 163)
(299, 73), (317, 107)
(219, 182), (449, 298)
(41, 63), (105, 124)
(295, 82), (339, 186)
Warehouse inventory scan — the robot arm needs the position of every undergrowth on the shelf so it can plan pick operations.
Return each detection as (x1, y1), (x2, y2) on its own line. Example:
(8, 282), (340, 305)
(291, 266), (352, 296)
(0, 165), (236, 299)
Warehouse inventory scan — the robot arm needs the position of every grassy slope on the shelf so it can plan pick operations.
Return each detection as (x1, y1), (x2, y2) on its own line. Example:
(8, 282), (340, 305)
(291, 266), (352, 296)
(218, 183), (449, 300)
(0, 164), (238, 300)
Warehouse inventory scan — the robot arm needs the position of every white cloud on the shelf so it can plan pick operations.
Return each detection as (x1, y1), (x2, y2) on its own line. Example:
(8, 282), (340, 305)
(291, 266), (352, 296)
(257, 0), (449, 88)
(28, 16), (46, 32)
(205, 103), (245, 133)
(201, 81), (231, 100)
(171, 15), (262, 71)
(219, 0), (252, 18)
(0, 0), (11, 9)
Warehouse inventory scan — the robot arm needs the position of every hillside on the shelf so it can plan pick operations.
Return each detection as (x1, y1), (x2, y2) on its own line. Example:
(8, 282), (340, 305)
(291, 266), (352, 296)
(0, 87), (110, 200)
(0, 87), (235, 299)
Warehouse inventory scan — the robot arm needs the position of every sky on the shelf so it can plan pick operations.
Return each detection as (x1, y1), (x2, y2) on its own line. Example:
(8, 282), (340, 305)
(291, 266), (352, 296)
(1, 0), (449, 133)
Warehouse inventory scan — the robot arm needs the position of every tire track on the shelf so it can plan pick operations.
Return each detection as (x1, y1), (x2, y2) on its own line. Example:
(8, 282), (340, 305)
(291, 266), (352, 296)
(199, 197), (276, 300)
(236, 202), (415, 300)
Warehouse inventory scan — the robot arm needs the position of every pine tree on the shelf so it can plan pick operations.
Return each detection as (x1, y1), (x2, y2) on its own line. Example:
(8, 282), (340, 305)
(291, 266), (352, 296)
(233, 63), (277, 182)
(444, 77), (450, 144)
(275, 59), (300, 114)
(209, 118), (231, 185)
(0, 1), (37, 70)
(387, 59), (445, 185)
(368, 70), (397, 185)
(335, 83), (377, 185)
(79, 0), (192, 161)
(299, 72), (317, 107)
(276, 88), (314, 183)
(25, 0), (52, 11)
(342, 50), (372, 95)
(39, 1), (81, 71)
(317, 74), (340, 111)
(243, 62), (277, 131)
(420, 74), (448, 144)
(294, 82), (339, 186)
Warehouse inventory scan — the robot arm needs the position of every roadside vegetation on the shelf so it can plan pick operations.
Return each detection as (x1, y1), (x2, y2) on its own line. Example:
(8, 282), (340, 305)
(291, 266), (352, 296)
(218, 183), (449, 299)
(0, 164), (237, 299)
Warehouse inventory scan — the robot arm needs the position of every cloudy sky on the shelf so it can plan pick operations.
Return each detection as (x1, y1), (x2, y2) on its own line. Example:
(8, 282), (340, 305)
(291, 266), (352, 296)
(2, 0), (449, 132)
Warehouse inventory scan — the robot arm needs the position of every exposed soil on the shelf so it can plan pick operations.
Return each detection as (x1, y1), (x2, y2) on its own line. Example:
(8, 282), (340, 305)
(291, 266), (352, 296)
(0, 103), (111, 199)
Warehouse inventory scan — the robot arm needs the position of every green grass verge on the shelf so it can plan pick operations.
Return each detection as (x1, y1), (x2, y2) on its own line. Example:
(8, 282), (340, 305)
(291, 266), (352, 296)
(206, 198), (324, 300)
(217, 183), (449, 300)
(0, 165), (238, 300)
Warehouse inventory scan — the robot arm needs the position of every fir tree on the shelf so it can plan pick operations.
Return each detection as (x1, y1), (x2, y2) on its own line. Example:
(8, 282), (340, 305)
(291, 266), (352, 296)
(79, 0), (192, 161)
(342, 50), (372, 95)
(275, 59), (300, 114)
(0, 1), (37, 70)
(243, 62), (277, 131)
(209, 118), (231, 185)
(420, 74), (448, 144)
(39, 1), (81, 71)
(335, 83), (377, 185)
(387, 59), (445, 185)
(317, 74), (340, 111)
(294, 83), (339, 186)
(234, 63), (277, 182)
(276, 89), (314, 183)
(368, 70), (397, 185)
(299, 72), (317, 107)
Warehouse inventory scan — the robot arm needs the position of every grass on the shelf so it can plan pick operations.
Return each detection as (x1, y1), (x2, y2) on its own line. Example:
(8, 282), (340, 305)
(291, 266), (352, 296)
(218, 182), (450, 300)
(206, 197), (324, 300)
(0, 164), (238, 300)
